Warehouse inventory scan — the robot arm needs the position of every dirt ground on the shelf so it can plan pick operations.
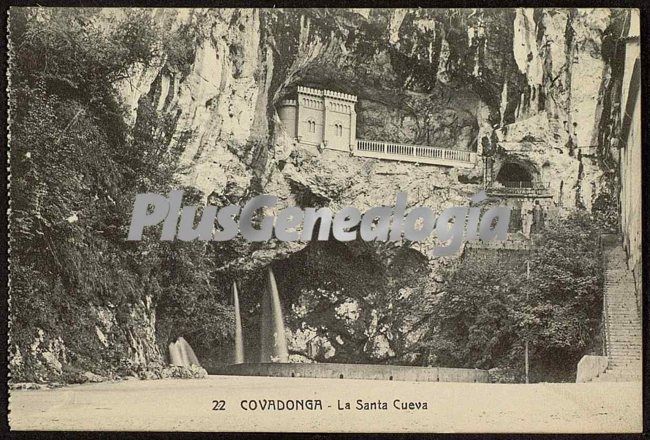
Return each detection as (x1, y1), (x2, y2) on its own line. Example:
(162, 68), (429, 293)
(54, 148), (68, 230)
(8, 375), (643, 433)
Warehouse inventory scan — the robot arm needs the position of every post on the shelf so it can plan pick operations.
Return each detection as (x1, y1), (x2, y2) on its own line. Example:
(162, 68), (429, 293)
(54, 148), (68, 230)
(525, 259), (530, 384)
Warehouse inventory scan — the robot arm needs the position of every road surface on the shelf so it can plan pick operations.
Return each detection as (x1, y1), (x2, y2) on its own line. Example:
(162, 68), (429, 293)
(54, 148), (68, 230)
(9, 375), (642, 433)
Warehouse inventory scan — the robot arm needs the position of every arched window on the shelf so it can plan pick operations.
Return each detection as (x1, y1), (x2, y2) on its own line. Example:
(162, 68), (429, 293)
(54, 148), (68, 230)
(307, 120), (316, 133)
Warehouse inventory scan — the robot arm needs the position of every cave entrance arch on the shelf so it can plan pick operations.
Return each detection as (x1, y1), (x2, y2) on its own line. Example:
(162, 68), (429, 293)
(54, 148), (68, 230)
(491, 159), (543, 233)
(495, 162), (535, 188)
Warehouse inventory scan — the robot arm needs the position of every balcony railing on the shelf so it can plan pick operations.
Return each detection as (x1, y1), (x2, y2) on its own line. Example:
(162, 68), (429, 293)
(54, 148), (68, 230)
(486, 181), (552, 197)
(464, 240), (535, 252)
(354, 139), (477, 168)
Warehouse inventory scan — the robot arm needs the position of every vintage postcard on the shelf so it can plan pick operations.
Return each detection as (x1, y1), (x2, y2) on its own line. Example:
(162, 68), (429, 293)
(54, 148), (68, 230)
(5, 6), (644, 433)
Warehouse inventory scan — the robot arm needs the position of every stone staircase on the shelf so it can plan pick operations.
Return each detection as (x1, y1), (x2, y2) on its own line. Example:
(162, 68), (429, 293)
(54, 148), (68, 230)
(592, 235), (642, 382)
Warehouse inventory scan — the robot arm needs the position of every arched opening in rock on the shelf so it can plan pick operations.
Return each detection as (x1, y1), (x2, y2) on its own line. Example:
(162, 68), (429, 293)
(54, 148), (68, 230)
(495, 162), (535, 188)
(236, 234), (432, 366)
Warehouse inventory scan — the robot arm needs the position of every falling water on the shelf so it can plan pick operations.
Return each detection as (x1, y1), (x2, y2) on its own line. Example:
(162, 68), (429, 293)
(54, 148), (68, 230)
(168, 336), (201, 367)
(169, 341), (183, 366)
(232, 281), (245, 364)
(260, 267), (289, 362)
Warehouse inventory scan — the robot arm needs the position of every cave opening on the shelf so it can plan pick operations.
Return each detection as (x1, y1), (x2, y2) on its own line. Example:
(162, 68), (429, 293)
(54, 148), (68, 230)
(495, 162), (535, 188)
(234, 221), (432, 366)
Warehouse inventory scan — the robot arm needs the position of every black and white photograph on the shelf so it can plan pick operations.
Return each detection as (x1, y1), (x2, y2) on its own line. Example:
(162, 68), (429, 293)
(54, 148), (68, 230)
(4, 6), (645, 433)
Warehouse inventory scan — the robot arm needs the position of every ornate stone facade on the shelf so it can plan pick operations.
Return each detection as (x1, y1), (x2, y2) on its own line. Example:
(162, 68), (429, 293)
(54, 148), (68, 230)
(277, 86), (357, 152)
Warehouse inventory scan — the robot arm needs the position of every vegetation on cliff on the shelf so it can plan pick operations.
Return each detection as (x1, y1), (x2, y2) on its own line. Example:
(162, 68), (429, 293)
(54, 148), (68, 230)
(428, 213), (604, 382)
(8, 8), (232, 382)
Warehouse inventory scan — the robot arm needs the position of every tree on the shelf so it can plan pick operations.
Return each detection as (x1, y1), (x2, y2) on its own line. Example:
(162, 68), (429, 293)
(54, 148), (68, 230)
(424, 212), (603, 382)
(8, 8), (232, 381)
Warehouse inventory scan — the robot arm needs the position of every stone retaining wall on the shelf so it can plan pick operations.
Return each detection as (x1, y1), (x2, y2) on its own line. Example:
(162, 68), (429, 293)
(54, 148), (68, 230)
(212, 362), (489, 383)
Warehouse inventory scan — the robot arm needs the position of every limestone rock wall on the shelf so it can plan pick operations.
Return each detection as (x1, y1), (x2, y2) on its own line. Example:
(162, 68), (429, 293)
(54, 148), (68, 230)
(108, 8), (624, 365)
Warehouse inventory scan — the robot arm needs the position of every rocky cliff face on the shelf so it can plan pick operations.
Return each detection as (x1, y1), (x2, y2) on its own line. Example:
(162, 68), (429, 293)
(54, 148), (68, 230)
(15, 8), (619, 377)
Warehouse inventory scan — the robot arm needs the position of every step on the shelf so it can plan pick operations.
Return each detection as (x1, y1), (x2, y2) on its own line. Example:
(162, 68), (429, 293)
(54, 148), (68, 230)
(607, 348), (642, 352)
(606, 326), (642, 330)
(605, 304), (638, 307)
(607, 350), (642, 354)
(591, 375), (641, 383)
(606, 330), (641, 334)
(607, 344), (642, 348)
(608, 344), (641, 348)
(607, 360), (642, 365)
(607, 361), (642, 366)
(607, 365), (642, 371)
(608, 330), (642, 334)
(605, 368), (642, 375)
(607, 363), (642, 368)
(605, 318), (640, 322)
(608, 352), (642, 357)
(601, 371), (642, 378)
(608, 362), (642, 367)
(593, 375), (642, 382)
(609, 362), (643, 365)
(605, 324), (642, 328)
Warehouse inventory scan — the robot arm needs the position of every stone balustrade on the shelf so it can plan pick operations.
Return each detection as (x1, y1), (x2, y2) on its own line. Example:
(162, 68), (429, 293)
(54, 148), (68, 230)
(353, 139), (477, 168)
(486, 181), (552, 198)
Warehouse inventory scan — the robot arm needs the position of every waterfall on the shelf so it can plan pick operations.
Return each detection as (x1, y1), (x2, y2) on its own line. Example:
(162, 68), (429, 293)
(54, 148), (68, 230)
(168, 336), (201, 367)
(260, 267), (289, 362)
(233, 281), (245, 364)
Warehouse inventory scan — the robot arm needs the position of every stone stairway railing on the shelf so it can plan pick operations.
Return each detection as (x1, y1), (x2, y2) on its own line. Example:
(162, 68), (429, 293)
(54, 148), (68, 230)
(354, 139), (477, 168)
